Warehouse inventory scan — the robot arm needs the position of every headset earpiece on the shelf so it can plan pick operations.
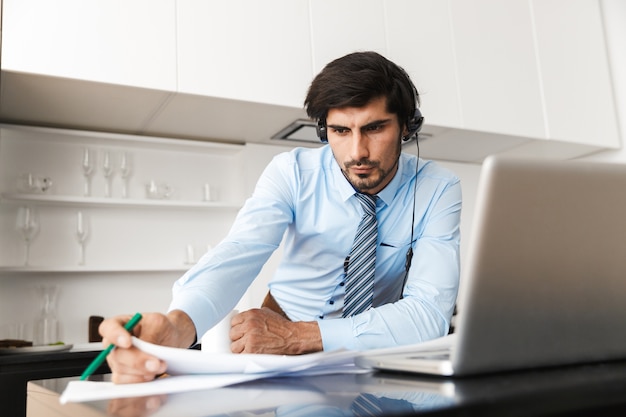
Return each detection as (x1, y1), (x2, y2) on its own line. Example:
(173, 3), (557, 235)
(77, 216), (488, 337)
(401, 65), (423, 142)
(317, 119), (328, 143)
(403, 107), (424, 142)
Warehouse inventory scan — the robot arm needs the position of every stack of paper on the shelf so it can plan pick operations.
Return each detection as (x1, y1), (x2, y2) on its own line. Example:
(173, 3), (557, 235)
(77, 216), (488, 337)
(60, 337), (364, 404)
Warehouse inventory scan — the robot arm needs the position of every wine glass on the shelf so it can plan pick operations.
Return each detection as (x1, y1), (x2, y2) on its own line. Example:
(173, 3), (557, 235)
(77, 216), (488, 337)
(16, 206), (40, 266)
(82, 148), (96, 197)
(119, 151), (133, 198)
(76, 211), (89, 266)
(102, 150), (116, 198)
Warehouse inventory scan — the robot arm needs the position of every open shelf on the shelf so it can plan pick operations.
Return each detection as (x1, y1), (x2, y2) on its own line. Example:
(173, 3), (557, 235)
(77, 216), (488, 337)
(0, 265), (192, 274)
(0, 124), (244, 274)
(0, 193), (243, 210)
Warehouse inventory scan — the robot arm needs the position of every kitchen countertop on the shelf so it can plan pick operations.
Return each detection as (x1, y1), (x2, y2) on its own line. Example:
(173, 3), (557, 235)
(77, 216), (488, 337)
(1, 343), (107, 417)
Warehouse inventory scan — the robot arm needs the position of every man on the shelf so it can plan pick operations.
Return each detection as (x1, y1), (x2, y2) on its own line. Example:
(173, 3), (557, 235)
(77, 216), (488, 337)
(100, 51), (462, 384)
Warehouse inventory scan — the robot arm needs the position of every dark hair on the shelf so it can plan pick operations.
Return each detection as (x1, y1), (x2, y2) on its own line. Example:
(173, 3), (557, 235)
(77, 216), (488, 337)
(304, 51), (420, 128)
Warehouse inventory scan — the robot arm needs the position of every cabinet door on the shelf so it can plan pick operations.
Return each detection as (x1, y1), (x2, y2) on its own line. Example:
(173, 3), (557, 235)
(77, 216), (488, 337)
(532, 0), (620, 148)
(450, 0), (546, 138)
(309, 0), (387, 73)
(386, 0), (463, 129)
(1, 0), (177, 91)
(176, 0), (313, 108)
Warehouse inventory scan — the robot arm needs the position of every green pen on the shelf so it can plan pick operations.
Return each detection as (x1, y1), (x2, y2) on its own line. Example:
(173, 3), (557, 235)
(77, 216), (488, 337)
(79, 312), (143, 381)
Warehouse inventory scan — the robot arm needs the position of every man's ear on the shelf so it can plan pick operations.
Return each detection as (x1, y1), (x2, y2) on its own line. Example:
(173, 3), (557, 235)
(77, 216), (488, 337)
(401, 126), (411, 142)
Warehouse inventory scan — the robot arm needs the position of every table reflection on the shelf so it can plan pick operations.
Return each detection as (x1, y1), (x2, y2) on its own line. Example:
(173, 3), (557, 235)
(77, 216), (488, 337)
(95, 373), (456, 417)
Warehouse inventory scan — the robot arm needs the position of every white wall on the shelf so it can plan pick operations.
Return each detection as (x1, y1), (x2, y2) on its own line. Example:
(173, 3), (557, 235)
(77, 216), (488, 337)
(0, 272), (177, 344)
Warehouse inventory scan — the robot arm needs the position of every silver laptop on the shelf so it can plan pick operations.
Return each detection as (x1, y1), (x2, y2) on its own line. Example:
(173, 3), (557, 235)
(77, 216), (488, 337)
(356, 155), (626, 376)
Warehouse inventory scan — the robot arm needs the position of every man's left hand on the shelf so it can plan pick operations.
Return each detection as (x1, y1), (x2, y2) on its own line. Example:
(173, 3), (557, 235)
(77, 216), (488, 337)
(230, 308), (323, 355)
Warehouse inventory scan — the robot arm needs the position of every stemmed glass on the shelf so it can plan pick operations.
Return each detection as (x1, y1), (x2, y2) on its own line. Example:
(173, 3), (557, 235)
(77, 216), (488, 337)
(76, 211), (89, 266)
(82, 148), (96, 197)
(102, 150), (116, 198)
(16, 206), (40, 266)
(119, 151), (133, 198)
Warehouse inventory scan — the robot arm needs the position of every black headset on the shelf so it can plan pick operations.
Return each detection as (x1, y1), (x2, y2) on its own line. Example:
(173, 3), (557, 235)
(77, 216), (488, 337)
(316, 68), (424, 143)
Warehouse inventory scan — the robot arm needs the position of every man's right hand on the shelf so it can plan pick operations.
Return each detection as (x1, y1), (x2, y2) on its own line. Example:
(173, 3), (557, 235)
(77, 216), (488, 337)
(99, 310), (196, 384)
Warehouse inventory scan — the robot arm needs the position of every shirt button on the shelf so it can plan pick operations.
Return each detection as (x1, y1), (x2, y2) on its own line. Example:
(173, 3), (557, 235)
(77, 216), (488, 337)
(329, 300), (334, 305)
(340, 282), (345, 287)
(319, 315), (324, 319)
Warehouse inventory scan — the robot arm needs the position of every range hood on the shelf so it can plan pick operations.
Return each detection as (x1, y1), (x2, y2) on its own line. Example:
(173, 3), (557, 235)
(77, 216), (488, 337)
(271, 119), (319, 144)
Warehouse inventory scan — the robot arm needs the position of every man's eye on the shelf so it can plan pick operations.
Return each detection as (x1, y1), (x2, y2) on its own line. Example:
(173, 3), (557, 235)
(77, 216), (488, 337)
(366, 124), (384, 132)
(333, 127), (349, 135)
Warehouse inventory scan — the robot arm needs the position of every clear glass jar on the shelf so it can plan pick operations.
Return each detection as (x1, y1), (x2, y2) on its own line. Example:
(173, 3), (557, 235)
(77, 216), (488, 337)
(33, 285), (59, 345)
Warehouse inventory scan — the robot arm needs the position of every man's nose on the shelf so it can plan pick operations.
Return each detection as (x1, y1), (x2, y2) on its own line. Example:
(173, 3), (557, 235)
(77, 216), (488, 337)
(350, 132), (369, 162)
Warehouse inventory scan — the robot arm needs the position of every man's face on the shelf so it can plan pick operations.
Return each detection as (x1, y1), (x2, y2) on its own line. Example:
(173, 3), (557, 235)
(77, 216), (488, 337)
(326, 96), (406, 195)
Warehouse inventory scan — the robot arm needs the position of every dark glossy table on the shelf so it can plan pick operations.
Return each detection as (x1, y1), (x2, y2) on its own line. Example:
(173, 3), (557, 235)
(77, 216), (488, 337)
(27, 359), (626, 417)
(1, 344), (108, 417)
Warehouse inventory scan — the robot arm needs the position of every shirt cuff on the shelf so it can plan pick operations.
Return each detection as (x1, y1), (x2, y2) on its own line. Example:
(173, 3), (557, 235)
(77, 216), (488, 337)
(168, 295), (213, 342)
(316, 317), (358, 351)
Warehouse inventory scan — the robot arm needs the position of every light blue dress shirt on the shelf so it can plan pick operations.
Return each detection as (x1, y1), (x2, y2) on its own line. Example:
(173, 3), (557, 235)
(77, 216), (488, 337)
(169, 145), (461, 351)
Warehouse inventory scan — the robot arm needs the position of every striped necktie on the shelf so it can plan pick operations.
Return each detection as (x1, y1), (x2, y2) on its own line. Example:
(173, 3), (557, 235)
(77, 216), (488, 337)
(343, 193), (377, 318)
(351, 393), (383, 416)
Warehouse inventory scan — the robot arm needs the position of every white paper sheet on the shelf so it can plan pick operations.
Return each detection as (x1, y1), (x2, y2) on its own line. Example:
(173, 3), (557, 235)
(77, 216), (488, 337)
(60, 337), (366, 403)
(131, 337), (360, 375)
(59, 373), (268, 404)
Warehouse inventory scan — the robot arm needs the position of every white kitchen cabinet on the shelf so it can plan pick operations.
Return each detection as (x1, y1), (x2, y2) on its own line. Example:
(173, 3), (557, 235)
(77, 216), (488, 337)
(1, 0), (177, 91)
(175, 0), (314, 108)
(447, 0), (619, 148)
(532, 0), (620, 147)
(308, 0), (387, 73)
(385, 0), (619, 153)
(0, 125), (245, 273)
(385, 0), (463, 130)
(308, 0), (464, 130)
(0, 0), (619, 161)
(0, 0), (178, 135)
(449, 0), (547, 139)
